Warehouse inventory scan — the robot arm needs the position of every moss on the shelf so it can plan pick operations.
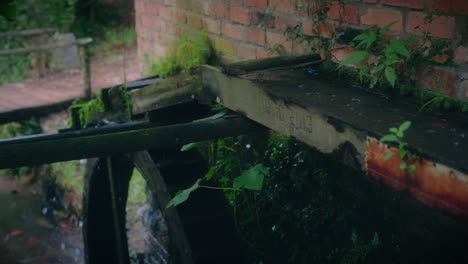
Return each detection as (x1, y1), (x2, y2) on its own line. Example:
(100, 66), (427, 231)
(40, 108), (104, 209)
(146, 32), (211, 78)
(68, 85), (133, 128)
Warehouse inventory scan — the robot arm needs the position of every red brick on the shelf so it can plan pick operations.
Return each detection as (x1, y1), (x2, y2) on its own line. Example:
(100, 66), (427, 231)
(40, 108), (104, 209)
(463, 81), (468, 98)
(237, 43), (258, 59)
(210, 3), (228, 18)
(135, 0), (143, 12)
(331, 46), (360, 65)
(230, 7), (251, 24)
(381, 0), (423, 9)
(453, 46), (468, 64)
(256, 48), (273, 58)
(297, 0), (325, 16)
(431, 0), (468, 15)
(203, 18), (221, 34)
(174, 10), (187, 24)
(361, 8), (403, 32)
(141, 15), (153, 28)
(226, 0), (244, 5)
(362, 0), (379, 3)
(246, 0), (267, 9)
(223, 22), (243, 40)
(213, 37), (235, 56)
(267, 31), (292, 53)
(250, 11), (275, 28)
(176, 0), (192, 10)
(406, 12), (455, 39)
(417, 67), (458, 97)
(303, 21), (335, 39)
(187, 13), (203, 29)
(326, 2), (359, 24)
(270, 0), (295, 13)
(146, 2), (160, 16)
(246, 27), (266, 45)
(274, 15), (299, 32)
(166, 22), (181, 35)
(159, 6), (174, 20)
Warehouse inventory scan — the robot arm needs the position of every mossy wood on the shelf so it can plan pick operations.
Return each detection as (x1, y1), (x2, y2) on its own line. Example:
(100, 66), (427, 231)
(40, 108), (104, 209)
(221, 53), (322, 76)
(131, 70), (202, 115)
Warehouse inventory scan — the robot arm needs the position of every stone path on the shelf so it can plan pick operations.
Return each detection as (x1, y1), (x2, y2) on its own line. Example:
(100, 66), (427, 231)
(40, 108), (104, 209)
(0, 48), (142, 113)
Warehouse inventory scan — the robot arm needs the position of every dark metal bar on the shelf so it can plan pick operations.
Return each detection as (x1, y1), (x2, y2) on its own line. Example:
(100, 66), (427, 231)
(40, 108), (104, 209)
(0, 116), (265, 169)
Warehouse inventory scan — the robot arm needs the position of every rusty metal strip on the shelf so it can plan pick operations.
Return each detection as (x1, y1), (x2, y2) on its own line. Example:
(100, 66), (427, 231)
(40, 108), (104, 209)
(366, 137), (468, 220)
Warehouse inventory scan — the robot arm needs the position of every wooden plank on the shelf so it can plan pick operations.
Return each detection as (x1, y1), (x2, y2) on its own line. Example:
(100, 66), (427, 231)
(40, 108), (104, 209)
(133, 151), (194, 264)
(221, 53), (321, 76)
(200, 65), (468, 174)
(0, 115), (265, 169)
(0, 28), (57, 37)
(131, 70), (201, 115)
(0, 38), (92, 56)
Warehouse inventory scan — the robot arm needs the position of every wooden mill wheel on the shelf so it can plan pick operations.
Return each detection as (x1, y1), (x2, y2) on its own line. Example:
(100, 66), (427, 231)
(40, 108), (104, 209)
(82, 147), (246, 264)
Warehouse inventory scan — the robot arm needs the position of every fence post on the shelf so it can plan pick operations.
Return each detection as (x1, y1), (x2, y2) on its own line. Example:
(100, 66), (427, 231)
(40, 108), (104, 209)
(82, 45), (92, 99)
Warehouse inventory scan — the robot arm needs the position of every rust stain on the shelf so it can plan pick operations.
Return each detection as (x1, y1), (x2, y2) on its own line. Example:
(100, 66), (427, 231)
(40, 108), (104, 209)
(366, 137), (468, 220)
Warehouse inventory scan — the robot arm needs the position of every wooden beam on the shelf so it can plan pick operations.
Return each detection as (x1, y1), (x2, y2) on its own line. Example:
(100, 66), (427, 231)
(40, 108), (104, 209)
(131, 70), (201, 115)
(0, 28), (57, 37)
(0, 115), (265, 169)
(0, 38), (92, 56)
(221, 53), (321, 76)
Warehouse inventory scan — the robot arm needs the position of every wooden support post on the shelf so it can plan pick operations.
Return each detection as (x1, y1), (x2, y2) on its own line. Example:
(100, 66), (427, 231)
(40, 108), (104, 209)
(82, 45), (92, 99)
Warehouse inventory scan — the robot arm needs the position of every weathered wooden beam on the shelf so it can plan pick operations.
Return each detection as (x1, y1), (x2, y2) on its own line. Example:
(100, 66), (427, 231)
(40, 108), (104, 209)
(0, 37), (92, 56)
(131, 70), (201, 115)
(221, 53), (322, 76)
(0, 115), (265, 169)
(0, 28), (57, 37)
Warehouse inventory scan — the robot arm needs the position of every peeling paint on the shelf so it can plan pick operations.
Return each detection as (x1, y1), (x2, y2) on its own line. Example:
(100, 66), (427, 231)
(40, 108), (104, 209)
(366, 137), (468, 220)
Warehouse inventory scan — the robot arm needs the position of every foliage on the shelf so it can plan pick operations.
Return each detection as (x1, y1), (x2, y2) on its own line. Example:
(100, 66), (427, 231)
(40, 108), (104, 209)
(338, 22), (416, 88)
(166, 112), (268, 209)
(93, 27), (136, 58)
(146, 33), (211, 78)
(381, 121), (416, 176)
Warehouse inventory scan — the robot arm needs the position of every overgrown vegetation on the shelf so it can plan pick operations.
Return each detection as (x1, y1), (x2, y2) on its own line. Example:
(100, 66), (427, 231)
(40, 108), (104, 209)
(93, 27), (136, 58)
(182, 132), (386, 263)
(146, 33), (211, 78)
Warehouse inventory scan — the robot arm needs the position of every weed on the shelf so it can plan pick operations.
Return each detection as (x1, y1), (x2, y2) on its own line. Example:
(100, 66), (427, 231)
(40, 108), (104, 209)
(381, 121), (416, 176)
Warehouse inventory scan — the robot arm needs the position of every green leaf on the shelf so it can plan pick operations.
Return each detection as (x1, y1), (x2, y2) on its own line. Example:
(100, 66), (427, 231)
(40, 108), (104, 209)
(389, 127), (399, 134)
(180, 142), (199, 152)
(233, 164), (269, 191)
(193, 110), (227, 123)
(382, 21), (398, 32)
(203, 166), (217, 181)
(384, 66), (397, 87)
(399, 149), (406, 159)
(398, 121), (411, 133)
(400, 162), (407, 169)
(407, 165), (416, 175)
(375, 63), (386, 74)
(380, 134), (398, 142)
(383, 152), (395, 161)
(366, 31), (377, 50)
(338, 51), (369, 68)
(353, 33), (368, 41)
(166, 179), (201, 209)
(370, 77), (378, 88)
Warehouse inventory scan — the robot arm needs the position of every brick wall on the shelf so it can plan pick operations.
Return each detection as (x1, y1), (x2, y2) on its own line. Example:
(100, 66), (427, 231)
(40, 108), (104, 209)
(134, 0), (468, 101)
